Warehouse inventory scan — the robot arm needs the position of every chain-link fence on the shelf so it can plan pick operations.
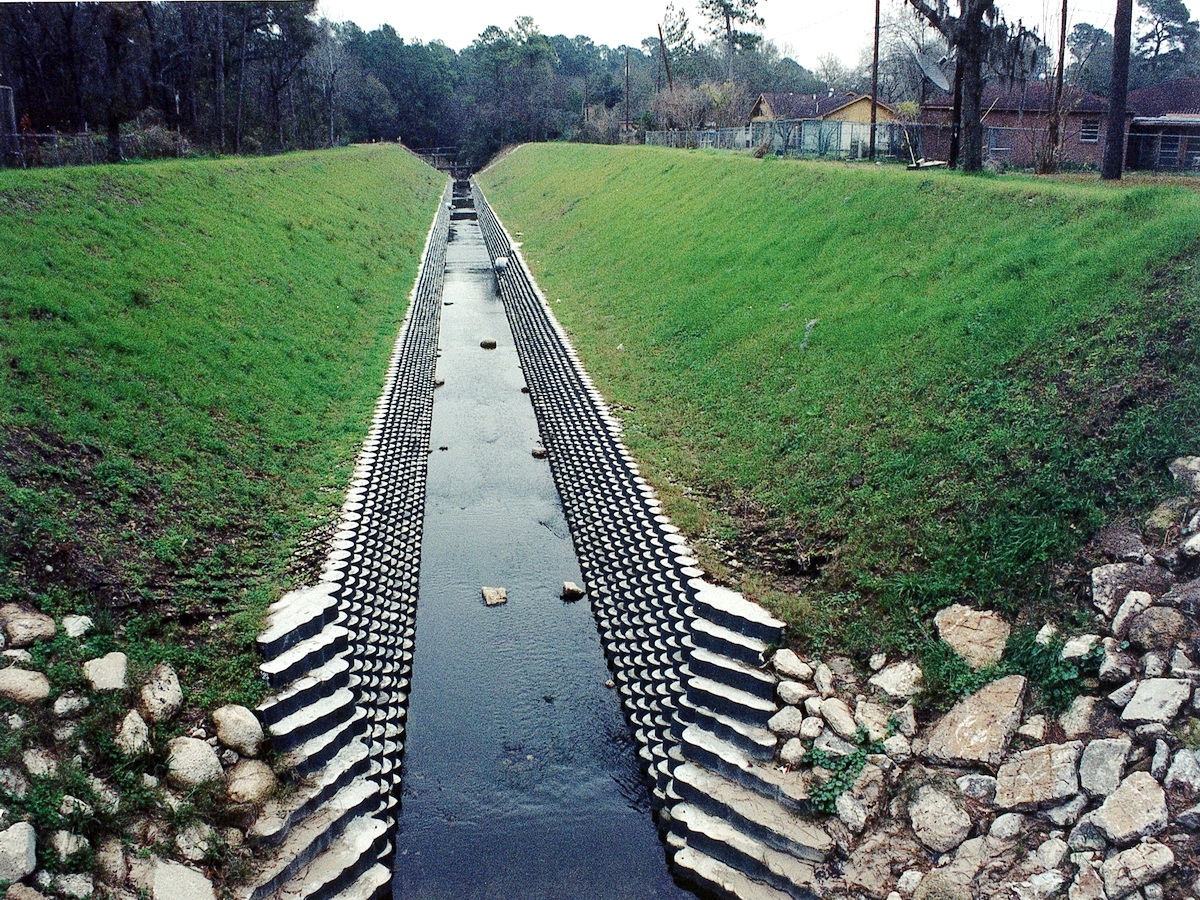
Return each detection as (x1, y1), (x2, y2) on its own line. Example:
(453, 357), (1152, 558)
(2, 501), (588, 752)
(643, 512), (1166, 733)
(0, 127), (192, 168)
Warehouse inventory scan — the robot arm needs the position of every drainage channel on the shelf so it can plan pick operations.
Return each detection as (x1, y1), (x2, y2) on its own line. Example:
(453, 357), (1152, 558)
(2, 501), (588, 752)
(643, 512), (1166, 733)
(391, 193), (690, 899)
(247, 179), (816, 900)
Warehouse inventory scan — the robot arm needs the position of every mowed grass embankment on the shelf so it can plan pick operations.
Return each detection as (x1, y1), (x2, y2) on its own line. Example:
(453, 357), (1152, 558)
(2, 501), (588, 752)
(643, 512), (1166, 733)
(1, 146), (444, 710)
(481, 143), (1200, 674)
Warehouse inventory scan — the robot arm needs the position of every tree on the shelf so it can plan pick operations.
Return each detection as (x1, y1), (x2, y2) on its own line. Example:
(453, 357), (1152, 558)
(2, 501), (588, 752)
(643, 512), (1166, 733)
(1102, 0), (1134, 179)
(905, 0), (1039, 171)
(1067, 23), (1114, 95)
(1133, 0), (1199, 81)
(698, 0), (764, 81)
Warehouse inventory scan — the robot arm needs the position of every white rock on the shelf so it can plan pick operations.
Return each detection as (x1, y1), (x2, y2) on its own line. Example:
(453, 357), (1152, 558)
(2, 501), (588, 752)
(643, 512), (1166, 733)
(780, 737), (806, 766)
(1108, 680), (1139, 707)
(1151, 739), (1170, 779)
(61, 615), (92, 638)
(814, 663), (835, 697)
(995, 742), (1083, 810)
(934, 604), (1010, 669)
(1043, 792), (1088, 827)
(990, 812), (1026, 842)
(140, 663), (183, 723)
(777, 680), (816, 705)
(1100, 638), (1137, 683)
(1061, 635), (1100, 660)
(51, 873), (93, 898)
(800, 716), (824, 739)
(0, 668), (50, 704)
(212, 705), (264, 758)
(0, 821), (36, 881)
(1059, 695), (1099, 738)
(166, 737), (223, 789)
(1112, 591), (1153, 638)
(53, 692), (89, 719)
(894, 702), (917, 736)
(0, 604), (56, 647)
(96, 838), (127, 885)
(869, 653), (887, 671)
(175, 822), (215, 862)
(1100, 842), (1174, 899)
(50, 830), (88, 861)
(772, 649), (813, 681)
(767, 705), (805, 737)
(1143, 651), (1168, 678)
(116, 709), (151, 755)
(226, 759), (276, 804)
(922, 675), (1026, 768)
(1079, 737), (1131, 797)
(1018, 715), (1047, 741)
(855, 700), (891, 742)
(151, 858), (217, 900)
(803, 696), (823, 717)
(1164, 749), (1200, 794)
(909, 785), (972, 853)
(83, 652), (127, 691)
(23, 747), (56, 777)
(1121, 678), (1191, 724)
(1092, 772), (1168, 845)
(813, 729), (857, 757)
(869, 661), (924, 699)
(897, 869), (923, 895)
(883, 734), (912, 761)
(821, 697), (859, 740)
(1035, 623), (1059, 644)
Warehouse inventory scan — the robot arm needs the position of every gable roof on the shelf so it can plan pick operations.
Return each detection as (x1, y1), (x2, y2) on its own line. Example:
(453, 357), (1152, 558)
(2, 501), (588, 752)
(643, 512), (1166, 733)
(1128, 78), (1200, 117)
(922, 82), (1108, 114)
(751, 91), (898, 121)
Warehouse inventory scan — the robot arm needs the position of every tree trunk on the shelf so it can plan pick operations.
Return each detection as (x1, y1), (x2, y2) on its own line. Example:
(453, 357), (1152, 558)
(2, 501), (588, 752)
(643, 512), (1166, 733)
(1102, 0), (1133, 179)
(957, 25), (986, 171)
(216, 2), (226, 151)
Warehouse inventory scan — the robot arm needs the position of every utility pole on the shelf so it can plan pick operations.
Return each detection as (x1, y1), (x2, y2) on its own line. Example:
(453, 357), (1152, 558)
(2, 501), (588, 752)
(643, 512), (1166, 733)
(658, 25), (675, 92)
(869, 0), (881, 160)
(1102, 0), (1133, 179)
(625, 49), (631, 132)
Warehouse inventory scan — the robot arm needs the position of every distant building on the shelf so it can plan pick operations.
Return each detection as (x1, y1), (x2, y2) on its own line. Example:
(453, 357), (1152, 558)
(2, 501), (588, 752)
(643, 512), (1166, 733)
(919, 83), (1113, 168)
(748, 91), (899, 125)
(1126, 78), (1200, 171)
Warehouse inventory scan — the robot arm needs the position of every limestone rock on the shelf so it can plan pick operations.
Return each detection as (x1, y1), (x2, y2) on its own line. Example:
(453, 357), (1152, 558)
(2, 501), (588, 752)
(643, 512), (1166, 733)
(1120, 678), (1191, 724)
(855, 700), (891, 742)
(1092, 772), (1167, 845)
(1126, 607), (1191, 652)
(1090, 564), (1172, 618)
(956, 773), (997, 802)
(0, 821), (36, 881)
(843, 828), (923, 899)
(50, 830), (87, 862)
(166, 737), (223, 789)
(814, 729), (857, 757)
(909, 785), (972, 853)
(778, 680), (816, 705)
(883, 733), (912, 761)
(767, 705), (804, 737)
(934, 605), (1010, 669)
(175, 822), (215, 863)
(140, 663), (183, 723)
(23, 748), (55, 777)
(1043, 792), (1088, 827)
(61, 615), (92, 638)
(821, 697), (858, 740)
(800, 716), (824, 739)
(83, 651), (127, 691)
(5, 885), (48, 900)
(1168, 455), (1200, 492)
(1145, 496), (1189, 537)
(1069, 861), (1107, 900)
(1099, 638), (1136, 683)
(0, 668), (50, 704)
(212, 705), (264, 758)
(1164, 749), (1200, 795)
(226, 759), (276, 804)
(1099, 842), (1174, 899)
(1059, 696), (1099, 739)
(48, 874), (92, 899)
(53, 692), (89, 718)
(814, 663), (835, 697)
(913, 868), (973, 900)
(1061, 634), (1099, 659)
(0, 604), (56, 648)
(995, 741), (1083, 810)
(1079, 737), (1130, 797)
(772, 649), (813, 681)
(1112, 591), (1153, 638)
(780, 738), (806, 766)
(151, 859), (217, 900)
(1017, 714), (1046, 742)
(116, 710), (151, 755)
(922, 675), (1026, 767)
(869, 661), (924, 699)
(481, 586), (507, 606)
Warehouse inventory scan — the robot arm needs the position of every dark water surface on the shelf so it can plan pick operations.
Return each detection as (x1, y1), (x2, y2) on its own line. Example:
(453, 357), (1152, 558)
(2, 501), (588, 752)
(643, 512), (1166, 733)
(391, 219), (692, 900)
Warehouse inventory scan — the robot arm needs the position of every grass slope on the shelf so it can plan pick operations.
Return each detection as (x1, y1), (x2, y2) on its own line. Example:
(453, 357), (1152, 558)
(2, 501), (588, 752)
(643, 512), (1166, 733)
(1, 146), (444, 709)
(481, 144), (1200, 662)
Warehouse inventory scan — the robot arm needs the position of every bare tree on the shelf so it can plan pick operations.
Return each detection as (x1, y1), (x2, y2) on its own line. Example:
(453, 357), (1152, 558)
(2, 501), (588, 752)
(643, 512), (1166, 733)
(1102, 0), (1134, 179)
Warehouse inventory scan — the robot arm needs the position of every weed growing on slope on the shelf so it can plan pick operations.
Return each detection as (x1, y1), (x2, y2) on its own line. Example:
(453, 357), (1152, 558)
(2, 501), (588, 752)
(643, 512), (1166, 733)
(481, 144), (1200, 659)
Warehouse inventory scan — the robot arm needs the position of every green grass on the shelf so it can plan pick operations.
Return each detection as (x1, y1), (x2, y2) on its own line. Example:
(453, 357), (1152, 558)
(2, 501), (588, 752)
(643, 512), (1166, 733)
(480, 144), (1200, 661)
(0, 146), (444, 709)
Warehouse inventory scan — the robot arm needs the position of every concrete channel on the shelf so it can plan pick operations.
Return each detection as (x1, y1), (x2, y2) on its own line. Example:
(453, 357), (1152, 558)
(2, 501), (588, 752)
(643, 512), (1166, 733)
(243, 178), (829, 900)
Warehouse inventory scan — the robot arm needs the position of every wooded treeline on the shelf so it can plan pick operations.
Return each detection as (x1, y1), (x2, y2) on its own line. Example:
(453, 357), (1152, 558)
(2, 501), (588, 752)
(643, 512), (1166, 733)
(0, 1), (819, 166)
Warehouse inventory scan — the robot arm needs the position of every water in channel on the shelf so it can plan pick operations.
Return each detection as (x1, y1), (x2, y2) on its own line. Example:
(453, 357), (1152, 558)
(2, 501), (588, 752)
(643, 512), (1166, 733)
(391, 214), (692, 900)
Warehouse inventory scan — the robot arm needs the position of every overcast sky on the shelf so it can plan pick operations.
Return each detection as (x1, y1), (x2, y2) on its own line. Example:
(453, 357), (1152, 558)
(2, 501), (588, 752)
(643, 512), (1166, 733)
(315, 0), (1152, 69)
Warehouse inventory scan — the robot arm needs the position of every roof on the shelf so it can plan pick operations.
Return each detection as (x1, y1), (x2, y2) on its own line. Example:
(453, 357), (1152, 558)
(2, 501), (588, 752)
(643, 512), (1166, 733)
(922, 82), (1108, 114)
(750, 91), (899, 123)
(1128, 78), (1200, 117)
(752, 91), (864, 120)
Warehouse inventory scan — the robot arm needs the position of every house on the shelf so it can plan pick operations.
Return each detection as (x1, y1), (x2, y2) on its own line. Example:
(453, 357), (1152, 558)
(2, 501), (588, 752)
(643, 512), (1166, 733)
(748, 91), (898, 124)
(918, 82), (1112, 168)
(747, 91), (900, 158)
(1126, 78), (1200, 170)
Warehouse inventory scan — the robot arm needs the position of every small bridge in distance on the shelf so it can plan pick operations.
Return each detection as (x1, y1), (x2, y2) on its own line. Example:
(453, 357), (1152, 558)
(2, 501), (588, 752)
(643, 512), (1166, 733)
(412, 146), (471, 178)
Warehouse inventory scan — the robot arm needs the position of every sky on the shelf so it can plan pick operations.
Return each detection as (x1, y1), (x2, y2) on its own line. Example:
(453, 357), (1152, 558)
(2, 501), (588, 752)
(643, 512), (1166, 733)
(315, 0), (1148, 69)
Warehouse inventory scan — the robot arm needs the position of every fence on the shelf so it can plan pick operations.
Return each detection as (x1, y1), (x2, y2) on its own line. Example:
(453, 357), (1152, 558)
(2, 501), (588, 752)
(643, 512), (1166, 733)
(645, 120), (923, 162)
(0, 128), (192, 168)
